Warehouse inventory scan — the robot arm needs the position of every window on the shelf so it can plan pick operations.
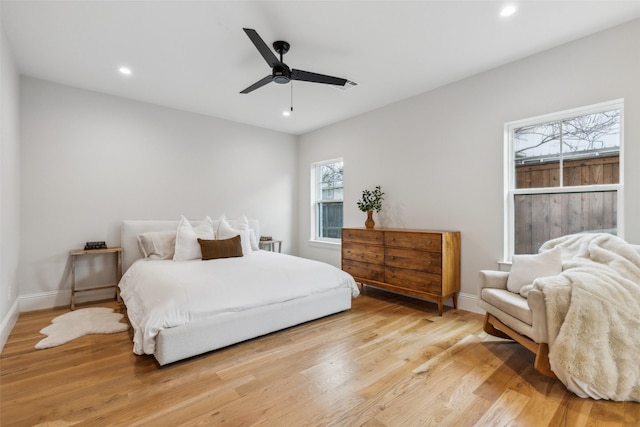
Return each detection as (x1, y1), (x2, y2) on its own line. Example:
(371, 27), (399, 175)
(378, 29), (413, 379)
(312, 159), (343, 241)
(505, 100), (623, 258)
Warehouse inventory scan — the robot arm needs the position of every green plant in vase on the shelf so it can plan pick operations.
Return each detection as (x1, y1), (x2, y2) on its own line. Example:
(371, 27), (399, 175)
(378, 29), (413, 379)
(357, 186), (384, 229)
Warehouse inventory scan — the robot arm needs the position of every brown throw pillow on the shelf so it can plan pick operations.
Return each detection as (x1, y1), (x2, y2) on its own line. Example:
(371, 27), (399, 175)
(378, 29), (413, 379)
(197, 235), (243, 260)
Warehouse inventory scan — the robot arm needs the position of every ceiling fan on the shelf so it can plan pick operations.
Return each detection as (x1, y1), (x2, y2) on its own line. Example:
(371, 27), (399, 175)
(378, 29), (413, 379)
(240, 28), (348, 94)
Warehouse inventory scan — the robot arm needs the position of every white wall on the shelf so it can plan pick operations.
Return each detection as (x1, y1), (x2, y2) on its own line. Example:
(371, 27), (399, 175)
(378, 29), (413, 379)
(0, 21), (21, 348)
(297, 19), (640, 313)
(8, 19), (640, 320)
(19, 78), (297, 310)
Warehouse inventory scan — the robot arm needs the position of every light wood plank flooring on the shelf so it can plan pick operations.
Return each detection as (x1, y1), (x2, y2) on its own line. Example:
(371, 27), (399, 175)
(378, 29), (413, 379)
(1, 288), (638, 426)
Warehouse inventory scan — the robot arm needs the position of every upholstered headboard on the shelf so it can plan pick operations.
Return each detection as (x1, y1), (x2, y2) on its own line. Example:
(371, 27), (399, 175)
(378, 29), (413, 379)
(121, 219), (260, 273)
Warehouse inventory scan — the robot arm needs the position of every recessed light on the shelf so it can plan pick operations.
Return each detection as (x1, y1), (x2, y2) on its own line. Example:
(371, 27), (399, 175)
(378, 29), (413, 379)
(500, 5), (517, 17)
(118, 66), (132, 76)
(282, 110), (291, 117)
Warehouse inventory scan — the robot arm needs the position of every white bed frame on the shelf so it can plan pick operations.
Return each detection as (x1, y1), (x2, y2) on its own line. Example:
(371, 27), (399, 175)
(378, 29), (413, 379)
(120, 220), (352, 365)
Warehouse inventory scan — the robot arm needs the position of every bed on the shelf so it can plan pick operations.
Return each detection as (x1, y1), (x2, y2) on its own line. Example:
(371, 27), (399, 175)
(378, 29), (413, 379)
(119, 218), (359, 365)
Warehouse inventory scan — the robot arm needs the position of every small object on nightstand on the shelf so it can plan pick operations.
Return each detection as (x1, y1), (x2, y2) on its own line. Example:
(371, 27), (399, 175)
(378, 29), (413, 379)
(69, 247), (122, 310)
(260, 236), (272, 241)
(259, 238), (282, 253)
(84, 241), (107, 250)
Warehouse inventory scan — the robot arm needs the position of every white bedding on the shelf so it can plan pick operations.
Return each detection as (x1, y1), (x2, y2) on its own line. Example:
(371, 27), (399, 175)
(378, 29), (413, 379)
(119, 250), (359, 355)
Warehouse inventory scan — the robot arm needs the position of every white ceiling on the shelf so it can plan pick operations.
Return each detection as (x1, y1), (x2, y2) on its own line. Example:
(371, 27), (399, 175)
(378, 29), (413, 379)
(3, 1), (640, 135)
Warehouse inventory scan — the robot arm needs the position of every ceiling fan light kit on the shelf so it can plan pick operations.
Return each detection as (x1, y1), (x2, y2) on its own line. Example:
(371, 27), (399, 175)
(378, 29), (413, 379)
(240, 28), (348, 94)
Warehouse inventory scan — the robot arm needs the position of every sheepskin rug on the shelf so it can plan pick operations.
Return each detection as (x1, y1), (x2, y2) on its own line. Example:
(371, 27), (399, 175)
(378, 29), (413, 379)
(35, 307), (128, 349)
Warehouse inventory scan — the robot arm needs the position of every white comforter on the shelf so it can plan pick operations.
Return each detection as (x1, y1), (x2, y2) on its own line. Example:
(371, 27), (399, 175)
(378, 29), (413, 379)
(119, 251), (359, 355)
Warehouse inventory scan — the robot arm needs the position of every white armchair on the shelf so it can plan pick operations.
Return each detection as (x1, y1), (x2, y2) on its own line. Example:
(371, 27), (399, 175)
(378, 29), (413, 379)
(479, 241), (640, 378)
(478, 270), (555, 378)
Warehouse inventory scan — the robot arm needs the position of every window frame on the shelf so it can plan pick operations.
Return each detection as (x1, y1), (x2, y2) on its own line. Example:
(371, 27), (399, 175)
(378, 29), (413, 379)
(504, 99), (624, 261)
(310, 158), (344, 244)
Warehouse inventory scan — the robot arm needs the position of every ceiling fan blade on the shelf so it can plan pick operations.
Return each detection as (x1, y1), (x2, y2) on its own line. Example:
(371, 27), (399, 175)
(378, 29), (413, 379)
(243, 28), (279, 68)
(291, 69), (347, 86)
(240, 75), (273, 94)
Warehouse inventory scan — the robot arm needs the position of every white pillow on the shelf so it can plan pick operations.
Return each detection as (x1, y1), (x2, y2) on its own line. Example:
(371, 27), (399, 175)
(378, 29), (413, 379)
(506, 246), (562, 293)
(249, 229), (259, 251)
(226, 215), (249, 231)
(220, 215), (260, 250)
(137, 230), (176, 259)
(173, 216), (215, 261)
(217, 215), (252, 255)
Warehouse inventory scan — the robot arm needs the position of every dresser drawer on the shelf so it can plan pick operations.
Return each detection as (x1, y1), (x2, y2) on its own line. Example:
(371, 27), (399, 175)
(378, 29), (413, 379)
(342, 242), (384, 264)
(385, 248), (442, 274)
(385, 267), (442, 294)
(342, 229), (384, 245)
(342, 260), (384, 282)
(384, 231), (441, 252)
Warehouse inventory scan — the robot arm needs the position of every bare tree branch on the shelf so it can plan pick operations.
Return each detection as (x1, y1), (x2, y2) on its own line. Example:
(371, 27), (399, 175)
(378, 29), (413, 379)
(514, 110), (619, 157)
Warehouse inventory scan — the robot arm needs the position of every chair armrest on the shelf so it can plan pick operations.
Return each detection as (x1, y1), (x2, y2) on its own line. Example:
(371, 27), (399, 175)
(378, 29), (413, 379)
(525, 288), (549, 343)
(478, 270), (509, 292)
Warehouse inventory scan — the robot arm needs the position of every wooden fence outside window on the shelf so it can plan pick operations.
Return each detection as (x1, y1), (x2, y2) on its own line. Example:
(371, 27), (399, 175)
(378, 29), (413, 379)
(514, 154), (619, 254)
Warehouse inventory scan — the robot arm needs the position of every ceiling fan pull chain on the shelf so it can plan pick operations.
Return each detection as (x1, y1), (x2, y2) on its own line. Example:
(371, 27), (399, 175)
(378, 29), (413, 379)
(291, 81), (294, 112)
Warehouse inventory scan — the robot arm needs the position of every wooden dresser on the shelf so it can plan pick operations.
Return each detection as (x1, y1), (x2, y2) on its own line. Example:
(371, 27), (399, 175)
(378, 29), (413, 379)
(341, 228), (461, 315)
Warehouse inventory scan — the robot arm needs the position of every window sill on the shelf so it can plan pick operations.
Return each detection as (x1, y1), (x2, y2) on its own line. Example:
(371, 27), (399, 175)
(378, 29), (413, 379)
(307, 239), (341, 249)
(498, 260), (512, 272)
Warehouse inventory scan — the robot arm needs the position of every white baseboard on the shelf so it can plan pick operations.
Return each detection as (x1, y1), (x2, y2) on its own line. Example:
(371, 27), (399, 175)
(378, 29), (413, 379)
(19, 288), (118, 312)
(457, 292), (483, 314)
(0, 298), (20, 354)
(362, 284), (483, 315)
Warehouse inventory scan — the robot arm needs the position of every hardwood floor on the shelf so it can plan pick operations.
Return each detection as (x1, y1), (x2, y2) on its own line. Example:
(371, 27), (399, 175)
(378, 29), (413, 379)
(1, 288), (638, 426)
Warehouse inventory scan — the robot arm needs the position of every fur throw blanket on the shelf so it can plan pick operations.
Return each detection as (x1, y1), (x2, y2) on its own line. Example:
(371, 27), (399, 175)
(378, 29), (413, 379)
(533, 233), (640, 401)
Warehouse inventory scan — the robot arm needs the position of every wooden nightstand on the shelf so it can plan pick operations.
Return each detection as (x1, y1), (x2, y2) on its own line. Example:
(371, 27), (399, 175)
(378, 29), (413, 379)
(69, 247), (122, 310)
(259, 239), (283, 253)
